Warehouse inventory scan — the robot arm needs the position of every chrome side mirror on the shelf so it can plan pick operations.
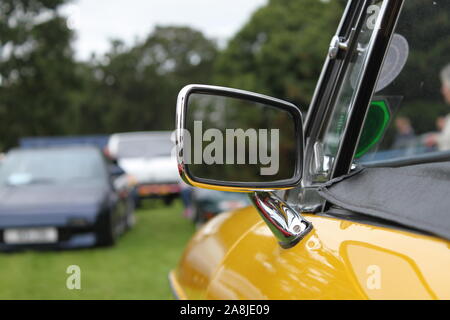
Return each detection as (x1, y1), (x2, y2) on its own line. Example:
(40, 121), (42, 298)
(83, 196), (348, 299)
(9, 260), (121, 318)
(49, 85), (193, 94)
(176, 84), (303, 192)
(175, 84), (312, 248)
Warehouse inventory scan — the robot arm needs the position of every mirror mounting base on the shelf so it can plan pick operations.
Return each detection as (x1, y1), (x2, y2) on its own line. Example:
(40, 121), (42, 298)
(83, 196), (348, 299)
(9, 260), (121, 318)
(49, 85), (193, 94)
(249, 191), (313, 249)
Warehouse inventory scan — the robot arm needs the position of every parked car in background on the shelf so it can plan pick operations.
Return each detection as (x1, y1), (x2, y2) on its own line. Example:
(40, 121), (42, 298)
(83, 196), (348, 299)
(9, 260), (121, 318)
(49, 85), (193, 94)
(0, 146), (134, 249)
(188, 189), (250, 226)
(107, 131), (180, 206)
(19, 134), (139, 207)
(19, 135), (110, 150)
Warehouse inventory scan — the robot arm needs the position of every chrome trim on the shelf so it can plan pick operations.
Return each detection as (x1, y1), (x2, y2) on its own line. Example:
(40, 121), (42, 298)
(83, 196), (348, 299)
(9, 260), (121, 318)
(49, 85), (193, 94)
(250, 191), (313, 249)
(328, 35), (347, 59)
(175, 85), (190, 185)
(302, 0), (371, 186)
(331, 0), (405, 179)
(304, 0), (359, 135)
(328, 27), (359, 59)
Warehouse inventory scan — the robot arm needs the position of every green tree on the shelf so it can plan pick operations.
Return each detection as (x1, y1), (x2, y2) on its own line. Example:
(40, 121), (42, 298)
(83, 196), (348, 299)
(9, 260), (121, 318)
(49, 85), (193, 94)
(385, 0), (450, 134)
(83, 26), (218, 134)
(0, 0), (81, 149)
(214, 0), (345, 110)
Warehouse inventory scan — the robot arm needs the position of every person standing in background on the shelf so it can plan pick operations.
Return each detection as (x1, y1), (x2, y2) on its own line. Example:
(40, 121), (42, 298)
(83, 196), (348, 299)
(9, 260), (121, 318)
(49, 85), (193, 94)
(392, 116), (416, 150)
(425, 64), (450, 150)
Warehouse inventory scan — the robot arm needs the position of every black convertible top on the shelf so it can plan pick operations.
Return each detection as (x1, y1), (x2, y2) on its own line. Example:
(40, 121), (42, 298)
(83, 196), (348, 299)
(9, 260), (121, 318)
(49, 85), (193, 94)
(318, 162), (450, 241)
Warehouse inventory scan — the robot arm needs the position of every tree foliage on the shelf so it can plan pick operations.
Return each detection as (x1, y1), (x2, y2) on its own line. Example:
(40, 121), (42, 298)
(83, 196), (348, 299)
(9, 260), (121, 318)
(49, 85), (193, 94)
(214, 0), (345, 110)
(80, 26), (218, 134)
(385, 0), (450, 133)
(0, 2), (218, 149)
(0, 0), (81, 149)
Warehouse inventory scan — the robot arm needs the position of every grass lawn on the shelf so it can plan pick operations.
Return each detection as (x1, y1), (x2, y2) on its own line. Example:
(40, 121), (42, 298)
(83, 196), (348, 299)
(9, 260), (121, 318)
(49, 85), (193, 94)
(0, 200), (195, 299)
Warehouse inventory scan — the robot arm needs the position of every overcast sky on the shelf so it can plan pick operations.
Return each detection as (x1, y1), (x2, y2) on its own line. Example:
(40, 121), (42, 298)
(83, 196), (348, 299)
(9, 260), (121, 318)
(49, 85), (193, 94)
(61, 0), (267, 61)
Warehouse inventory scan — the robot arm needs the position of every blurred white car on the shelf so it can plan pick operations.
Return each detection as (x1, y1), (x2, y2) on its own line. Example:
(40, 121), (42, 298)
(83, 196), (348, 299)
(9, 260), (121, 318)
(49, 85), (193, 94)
(107, 131), (180, 206)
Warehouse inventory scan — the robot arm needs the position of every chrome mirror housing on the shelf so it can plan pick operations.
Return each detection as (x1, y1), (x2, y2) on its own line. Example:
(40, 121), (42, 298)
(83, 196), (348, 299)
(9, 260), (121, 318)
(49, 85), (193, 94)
(175, 84), (303, 192)
(175, 84), (313, 248)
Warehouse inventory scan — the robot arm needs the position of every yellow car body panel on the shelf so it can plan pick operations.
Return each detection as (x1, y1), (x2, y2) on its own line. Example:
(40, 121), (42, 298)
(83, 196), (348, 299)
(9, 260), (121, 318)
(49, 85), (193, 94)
(171, 206), (450, 300)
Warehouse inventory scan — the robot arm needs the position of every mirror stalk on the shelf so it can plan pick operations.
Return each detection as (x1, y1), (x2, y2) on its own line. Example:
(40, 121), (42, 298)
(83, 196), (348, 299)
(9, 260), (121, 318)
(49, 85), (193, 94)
(250, 191), (313, 249)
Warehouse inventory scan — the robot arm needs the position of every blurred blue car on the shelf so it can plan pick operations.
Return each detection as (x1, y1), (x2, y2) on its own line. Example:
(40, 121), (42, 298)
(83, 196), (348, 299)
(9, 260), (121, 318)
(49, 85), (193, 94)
(0, 146), (135, 250)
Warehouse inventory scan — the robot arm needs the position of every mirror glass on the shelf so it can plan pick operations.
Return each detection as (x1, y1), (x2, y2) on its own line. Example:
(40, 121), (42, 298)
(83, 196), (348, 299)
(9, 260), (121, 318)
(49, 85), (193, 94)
(183, 93), (299, 184)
